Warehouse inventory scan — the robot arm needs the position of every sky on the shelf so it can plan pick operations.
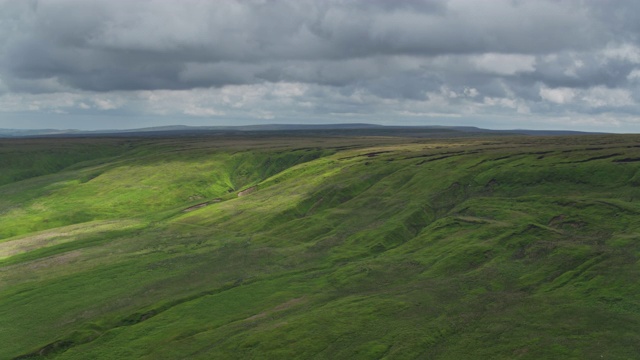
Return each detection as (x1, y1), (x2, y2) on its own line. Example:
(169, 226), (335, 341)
(2, 0), (640, 132)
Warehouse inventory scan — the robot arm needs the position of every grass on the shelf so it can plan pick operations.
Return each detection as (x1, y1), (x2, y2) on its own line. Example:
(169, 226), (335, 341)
(1, 134), (640, 359)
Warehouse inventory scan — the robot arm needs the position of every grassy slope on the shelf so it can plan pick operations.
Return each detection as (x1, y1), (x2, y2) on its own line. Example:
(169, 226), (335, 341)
(1, 135), (640, 359)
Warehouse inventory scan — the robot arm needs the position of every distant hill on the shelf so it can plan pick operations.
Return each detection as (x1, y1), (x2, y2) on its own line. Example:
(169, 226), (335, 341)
(0, 128), (82, 137)
(0, 123), (601, 138)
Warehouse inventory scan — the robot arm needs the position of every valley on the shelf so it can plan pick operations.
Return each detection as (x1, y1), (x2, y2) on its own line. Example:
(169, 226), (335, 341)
(2, 133), (639, 359)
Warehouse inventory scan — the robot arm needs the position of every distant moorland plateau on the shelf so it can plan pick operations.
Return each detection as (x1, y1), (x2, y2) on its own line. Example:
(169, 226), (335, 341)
(0, 123), (597, 138)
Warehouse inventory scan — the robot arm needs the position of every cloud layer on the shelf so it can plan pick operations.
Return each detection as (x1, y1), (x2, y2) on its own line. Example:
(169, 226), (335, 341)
(2, 0), (640, 131)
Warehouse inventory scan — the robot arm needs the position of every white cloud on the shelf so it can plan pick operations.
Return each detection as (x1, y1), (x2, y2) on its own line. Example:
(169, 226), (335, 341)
(540, 87), (576, 104)
(463, 87), (479, 98)
(563, 58), (584, 77)
(627, 69), (640, 81)
(483, 97), (516, 109)
(581, 86), (633, 108)
(602, 43), (640, 64)
(183, 105), (224, 117)
(397, 111), (461, 118)
(540, 85), (633, 108)
(93, 98), (120, 110)
(471, 53), (536, 75)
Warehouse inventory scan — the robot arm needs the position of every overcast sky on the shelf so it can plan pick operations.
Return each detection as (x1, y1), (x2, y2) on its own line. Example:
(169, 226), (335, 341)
(2, 0), (640, 131)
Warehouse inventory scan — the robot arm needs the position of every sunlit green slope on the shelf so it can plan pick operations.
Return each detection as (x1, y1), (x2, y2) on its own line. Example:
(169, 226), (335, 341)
(2, 135), (640, 359)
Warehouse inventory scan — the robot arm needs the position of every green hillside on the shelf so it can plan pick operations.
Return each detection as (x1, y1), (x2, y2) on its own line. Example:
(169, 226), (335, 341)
(2, 134), (640, 359)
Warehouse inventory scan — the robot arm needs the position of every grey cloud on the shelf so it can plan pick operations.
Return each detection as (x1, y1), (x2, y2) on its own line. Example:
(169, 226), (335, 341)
(0, 0), (625, 93)
(364, 72), (438, 101)
(3, 0), (640, 132)
(518, 53), (636, 90)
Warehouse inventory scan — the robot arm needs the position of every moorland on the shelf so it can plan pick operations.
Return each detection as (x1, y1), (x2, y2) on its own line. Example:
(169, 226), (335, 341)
(1, 131), (640, 359)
